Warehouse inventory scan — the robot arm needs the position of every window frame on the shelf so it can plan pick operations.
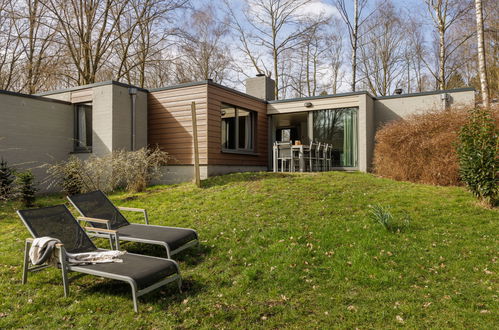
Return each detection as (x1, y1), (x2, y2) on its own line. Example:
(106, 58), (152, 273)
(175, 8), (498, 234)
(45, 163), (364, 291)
(73, 103), (93, 153)
(221, 103), (257, 154)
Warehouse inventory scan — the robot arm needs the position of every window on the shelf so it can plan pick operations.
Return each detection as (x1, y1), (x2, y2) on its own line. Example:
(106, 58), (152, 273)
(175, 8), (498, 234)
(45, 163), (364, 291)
(74, 104), (92, 151)
(221, 104), (255, 152)
(313, 107), (358, 167)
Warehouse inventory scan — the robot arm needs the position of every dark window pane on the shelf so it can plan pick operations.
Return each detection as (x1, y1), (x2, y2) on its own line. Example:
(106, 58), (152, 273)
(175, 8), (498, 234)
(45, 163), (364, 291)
(313, 108), (358, 167)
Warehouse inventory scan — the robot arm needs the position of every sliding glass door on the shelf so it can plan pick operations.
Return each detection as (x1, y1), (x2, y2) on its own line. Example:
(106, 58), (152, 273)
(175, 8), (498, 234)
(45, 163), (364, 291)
(313, 107), (358, 167)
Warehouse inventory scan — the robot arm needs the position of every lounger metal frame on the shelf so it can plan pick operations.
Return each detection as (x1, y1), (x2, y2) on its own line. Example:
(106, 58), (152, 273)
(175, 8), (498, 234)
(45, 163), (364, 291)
(67, 195), (199, 258)
(18, 211), (182, 312)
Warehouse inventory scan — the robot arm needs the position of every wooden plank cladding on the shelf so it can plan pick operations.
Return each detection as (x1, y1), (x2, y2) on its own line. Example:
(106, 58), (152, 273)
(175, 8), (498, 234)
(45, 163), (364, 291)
(71, 89), (93, 103)
(148, 85), (208, 165)
(207, 84), (268, 167)
(148, 81), (268, 168)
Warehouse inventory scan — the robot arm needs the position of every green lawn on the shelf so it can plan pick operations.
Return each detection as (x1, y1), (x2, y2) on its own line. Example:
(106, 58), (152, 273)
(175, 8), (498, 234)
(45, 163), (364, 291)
(0, 172), (497, 328)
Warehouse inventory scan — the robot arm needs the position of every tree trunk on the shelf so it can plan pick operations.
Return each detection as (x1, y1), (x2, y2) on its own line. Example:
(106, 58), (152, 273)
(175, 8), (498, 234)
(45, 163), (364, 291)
(351, 0), (358, 92)
(438, 26), (445, 90)
(27, 0), (37, 94)
(475, 0), (489, 107)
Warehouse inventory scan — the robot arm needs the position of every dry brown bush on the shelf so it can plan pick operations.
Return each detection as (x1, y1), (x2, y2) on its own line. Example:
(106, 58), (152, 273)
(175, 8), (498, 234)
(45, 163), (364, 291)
(47, 147), (170, 193)
(373, 106), (499, 186)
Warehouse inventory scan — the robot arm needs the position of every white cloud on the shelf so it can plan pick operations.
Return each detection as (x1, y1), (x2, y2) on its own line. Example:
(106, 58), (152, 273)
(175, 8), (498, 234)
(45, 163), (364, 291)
(246, 0), (339, 20)
(296, 1), (339, 19)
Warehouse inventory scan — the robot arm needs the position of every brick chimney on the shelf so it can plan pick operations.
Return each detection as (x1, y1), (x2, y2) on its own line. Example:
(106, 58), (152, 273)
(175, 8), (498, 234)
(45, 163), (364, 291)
(245, 73), (275, 101)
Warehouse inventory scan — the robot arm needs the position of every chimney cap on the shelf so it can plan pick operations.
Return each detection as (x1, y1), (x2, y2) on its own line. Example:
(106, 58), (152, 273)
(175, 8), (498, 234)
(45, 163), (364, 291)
(256, 73), (266, 77)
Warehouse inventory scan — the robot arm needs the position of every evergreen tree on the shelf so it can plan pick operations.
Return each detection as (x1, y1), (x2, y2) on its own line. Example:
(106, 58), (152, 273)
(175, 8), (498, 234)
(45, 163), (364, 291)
(0, 158), (16, 201)
(16, 171), (37, 207)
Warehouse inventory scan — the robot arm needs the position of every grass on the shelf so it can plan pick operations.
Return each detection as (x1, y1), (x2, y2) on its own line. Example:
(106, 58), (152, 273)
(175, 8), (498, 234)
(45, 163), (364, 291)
(0, 172), (497, 328)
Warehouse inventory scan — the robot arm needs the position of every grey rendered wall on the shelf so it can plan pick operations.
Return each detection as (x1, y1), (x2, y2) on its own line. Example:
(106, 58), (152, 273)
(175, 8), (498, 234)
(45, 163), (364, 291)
(374, 90), (475, 129)
(91, 85), (114, 156)
(41, 82), (148, 158)
(358, 94), (375, 172)
(112, 84), (148, 151)
(152, 165), (268, 185)
(0, 92), (73, 191)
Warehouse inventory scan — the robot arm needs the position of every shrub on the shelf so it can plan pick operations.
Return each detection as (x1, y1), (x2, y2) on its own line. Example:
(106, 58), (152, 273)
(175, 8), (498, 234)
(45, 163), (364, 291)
(0, 158), (16, 201)
(369, 204), (411, 233)
(373, 107), (499, 186)
(111, 148), (170, 192)
(457, 107), (498, 206)
(16, 171), (37, 207)
(47, 147), (169, 194)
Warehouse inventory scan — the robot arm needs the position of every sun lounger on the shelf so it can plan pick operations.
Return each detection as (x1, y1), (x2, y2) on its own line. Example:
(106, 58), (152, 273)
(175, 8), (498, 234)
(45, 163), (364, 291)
(17, 205), (182, 312)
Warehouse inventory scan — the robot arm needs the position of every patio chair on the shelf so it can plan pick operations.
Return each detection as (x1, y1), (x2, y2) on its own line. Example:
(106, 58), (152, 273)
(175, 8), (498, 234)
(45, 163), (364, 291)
(317, 143), (328, 171)
(67, 191), (198, 259)
(314, 142), (323, 171)
(17, 205), (182, 312)
(305, 141), (318, 172)
(274, 141), (292, 172)
(321, 144), (330, 171)
(325, 144), (333, 171)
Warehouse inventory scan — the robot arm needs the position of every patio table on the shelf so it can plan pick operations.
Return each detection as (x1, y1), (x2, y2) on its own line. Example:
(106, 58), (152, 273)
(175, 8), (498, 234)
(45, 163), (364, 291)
(273, 144), (310, 172)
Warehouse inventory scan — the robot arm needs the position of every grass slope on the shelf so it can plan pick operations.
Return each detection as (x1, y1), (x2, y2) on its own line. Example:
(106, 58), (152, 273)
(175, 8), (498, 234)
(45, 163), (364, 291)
(0, 172), (497, 328)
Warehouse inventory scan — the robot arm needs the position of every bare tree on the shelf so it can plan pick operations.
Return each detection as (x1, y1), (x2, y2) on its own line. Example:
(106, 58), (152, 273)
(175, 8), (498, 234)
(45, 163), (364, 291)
(113, 0), (188, 88)
(326, 32), (344, 94)
(0, 0), (24, 91)
(474, 0), (489, 107)
(289, 21), (330, 97)
(358, 0), (405, 96)
(40, 0), (129, 85)
(423, 0), (474, 90)
(335, 0), (379, 91)
(11, 0), (60, 93)
(225, 0), (317, 99)
(174, 4), (233, 84)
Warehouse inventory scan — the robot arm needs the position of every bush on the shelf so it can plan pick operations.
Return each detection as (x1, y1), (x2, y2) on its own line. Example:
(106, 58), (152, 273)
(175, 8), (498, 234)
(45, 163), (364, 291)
(60, 156), (85, 195)
(47, 147), (169, 194)
(457, 107), (498, 206)
(111, 148), (170, 192)
(0, 158), (16, 201)
(16, 171), (37, 207)
(373, 107), (499, 186)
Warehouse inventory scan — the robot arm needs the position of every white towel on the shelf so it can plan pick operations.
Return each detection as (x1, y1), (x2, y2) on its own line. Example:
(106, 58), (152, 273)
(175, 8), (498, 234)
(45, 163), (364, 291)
(29, 237), (61, 265)
(29, 236), (126, 265)
(66, 250), (126, 265)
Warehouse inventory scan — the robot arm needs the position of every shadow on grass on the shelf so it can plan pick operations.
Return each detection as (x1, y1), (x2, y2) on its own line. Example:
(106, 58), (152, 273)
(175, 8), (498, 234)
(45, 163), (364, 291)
(200, 172), (292, 189)
(83, 276), (205, 311)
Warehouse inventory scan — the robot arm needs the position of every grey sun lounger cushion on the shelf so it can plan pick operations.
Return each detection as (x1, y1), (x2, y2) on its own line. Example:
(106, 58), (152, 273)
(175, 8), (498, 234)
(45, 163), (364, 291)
(72, 253), (178, 290)
(17, 205), (182, 312)
(117, 224), (197, 251)
(68, 190), (198, 257)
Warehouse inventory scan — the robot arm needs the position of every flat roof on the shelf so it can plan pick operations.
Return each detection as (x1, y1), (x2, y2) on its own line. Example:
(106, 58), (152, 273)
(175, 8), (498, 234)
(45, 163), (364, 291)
(36, 80), (148, 96)
(33, 79), (475, 104)
(0, 89), (72, 105)
(268, 91), (372, 104)
(375, 87), (475, 99)
(149, 79), (266, 103)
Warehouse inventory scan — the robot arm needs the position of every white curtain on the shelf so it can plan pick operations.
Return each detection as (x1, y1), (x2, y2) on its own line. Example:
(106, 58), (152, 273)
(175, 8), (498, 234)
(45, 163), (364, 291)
(77, 106), (87, 147)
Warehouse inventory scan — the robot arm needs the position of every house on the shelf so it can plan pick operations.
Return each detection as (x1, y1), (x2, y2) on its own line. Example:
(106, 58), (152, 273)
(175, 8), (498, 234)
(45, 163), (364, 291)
(0, 76), (475, 190)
